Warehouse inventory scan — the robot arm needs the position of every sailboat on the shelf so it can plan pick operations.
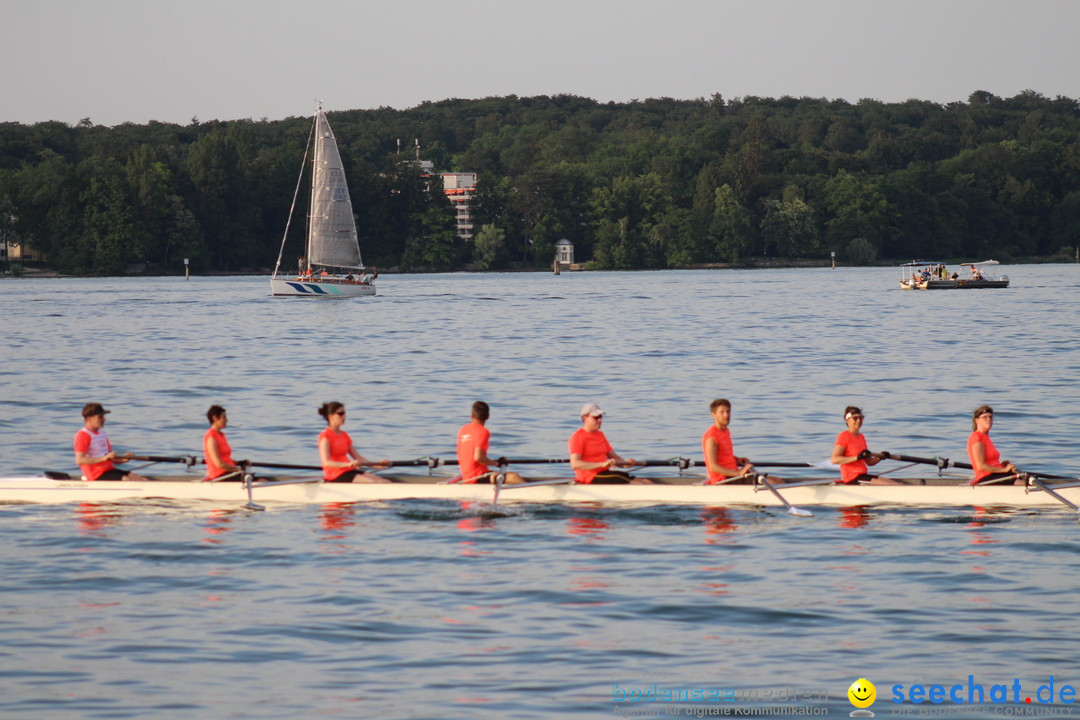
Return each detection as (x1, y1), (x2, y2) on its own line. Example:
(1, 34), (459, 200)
(270, 105), (376, 297)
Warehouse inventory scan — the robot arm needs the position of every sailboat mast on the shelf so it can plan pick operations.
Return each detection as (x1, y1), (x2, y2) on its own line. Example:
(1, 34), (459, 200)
(306, 105), (321, 266)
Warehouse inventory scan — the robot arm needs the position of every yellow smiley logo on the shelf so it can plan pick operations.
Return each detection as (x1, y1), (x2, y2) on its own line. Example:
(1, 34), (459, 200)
(848, 678), (876, 709)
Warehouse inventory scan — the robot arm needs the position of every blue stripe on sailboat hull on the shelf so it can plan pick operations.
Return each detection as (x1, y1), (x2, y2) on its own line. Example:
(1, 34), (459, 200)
(285, 281), (329, 294)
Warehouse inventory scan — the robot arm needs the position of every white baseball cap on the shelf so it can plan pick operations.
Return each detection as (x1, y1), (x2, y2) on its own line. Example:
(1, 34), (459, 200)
(580, 403), (605, 418)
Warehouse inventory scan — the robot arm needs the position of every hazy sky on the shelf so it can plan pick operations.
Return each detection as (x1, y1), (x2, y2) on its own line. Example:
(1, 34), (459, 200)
(3, 0), (1078, 126)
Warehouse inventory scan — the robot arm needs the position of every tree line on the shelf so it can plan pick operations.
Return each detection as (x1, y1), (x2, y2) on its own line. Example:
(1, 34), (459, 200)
(2, 90), (1079, 275)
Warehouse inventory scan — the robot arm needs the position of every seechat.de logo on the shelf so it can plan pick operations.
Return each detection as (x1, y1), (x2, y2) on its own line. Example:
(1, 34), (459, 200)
(848, 678), (877, 717)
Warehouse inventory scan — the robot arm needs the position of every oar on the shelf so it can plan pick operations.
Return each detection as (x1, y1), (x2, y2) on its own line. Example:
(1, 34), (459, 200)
(761, 477), (837, 489)
(704, 471), (757, 486)
(243, 460), (323, 471)
(638, 457), (695, 469)
(244, 458), (440, 471)
(127, 454), (202, 465)
(883, 453), (969, 472)
(634, 458), (831, 469)
(1025, 474), (1080, 513)
(239, 457), (572, 475)
(877, 452), (941, 465)
(754, 473), (813, 517)
(1023, 470), (1080, 482)
(241, 472), (265, 512)
(496, 478), (575, 490)
(751, 461), (820, 468)
(353, 457), (571, 468)
(438, 457), (571, 466)
(123, 454), (202, 472)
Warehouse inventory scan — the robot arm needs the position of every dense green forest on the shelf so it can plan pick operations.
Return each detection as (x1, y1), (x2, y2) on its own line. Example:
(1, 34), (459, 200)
(2, 90), (1079, 274)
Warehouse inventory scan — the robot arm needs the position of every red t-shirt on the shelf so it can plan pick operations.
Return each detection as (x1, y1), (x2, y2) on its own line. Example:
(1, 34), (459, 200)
(967, 430), (1001, 483)
(702, 425), (738, 484)
(319, 427), (354, 481)
(457, 421), (491, 482)
(74, 427), (114, 481)
(834, 431), (868, 484)
(569, 427), (613, 484)
(204, 427), (234, 480)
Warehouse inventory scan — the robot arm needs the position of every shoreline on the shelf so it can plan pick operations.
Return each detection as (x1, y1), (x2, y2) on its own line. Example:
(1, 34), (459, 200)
(3, 256), (1073, 279)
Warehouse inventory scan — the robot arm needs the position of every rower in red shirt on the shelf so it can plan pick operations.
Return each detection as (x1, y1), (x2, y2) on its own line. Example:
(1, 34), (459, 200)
(73, 403), (145, 481)
(967, 405), (1020, 485)
(317, 401), (390, 483)
(203, 405), (241, 481)
(701, 398), (757, 484)
(568, 403), (644, 484)
(830, 406), (901, 485)
(456, 401), (524, 484)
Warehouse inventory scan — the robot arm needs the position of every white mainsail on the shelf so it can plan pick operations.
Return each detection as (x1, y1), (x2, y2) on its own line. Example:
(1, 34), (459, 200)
(307, 110), (363, 269)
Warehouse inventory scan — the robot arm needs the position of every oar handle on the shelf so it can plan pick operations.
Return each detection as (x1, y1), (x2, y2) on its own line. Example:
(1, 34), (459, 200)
(243, 459), (417, 471)
(385, 458), (454, 468)
(884, 453), (979, 473)
(239, 457), (573, 472)
(1025, 470), (1079, 481)
(883, 453), (940, 465)
(750, 461), (817, 468)
(392, 457), (572, 468)
(638, 458), (822, 470)
(128, 454), (202, 466)
(243, 460), (323, 471)
(638, 458), (696, 469)
(639, 458), (826, 469)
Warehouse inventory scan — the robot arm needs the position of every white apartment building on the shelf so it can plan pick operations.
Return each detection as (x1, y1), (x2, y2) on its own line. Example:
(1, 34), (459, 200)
(442, 172), (477, 241)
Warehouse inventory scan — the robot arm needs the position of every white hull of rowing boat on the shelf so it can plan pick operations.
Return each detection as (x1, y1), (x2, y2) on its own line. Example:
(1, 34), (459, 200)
(1, 476), (1076, 509)
(269, 278), (376, 297)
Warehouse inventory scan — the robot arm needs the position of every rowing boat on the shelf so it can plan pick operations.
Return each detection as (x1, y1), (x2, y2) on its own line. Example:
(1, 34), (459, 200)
(3, 473), (1078, 509)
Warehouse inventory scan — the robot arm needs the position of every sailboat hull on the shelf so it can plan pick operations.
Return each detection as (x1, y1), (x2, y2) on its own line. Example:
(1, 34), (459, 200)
(270, 277), (376, 297)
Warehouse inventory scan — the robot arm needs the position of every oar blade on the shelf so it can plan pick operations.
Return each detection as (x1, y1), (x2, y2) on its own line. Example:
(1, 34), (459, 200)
(755, 474), (813, 518)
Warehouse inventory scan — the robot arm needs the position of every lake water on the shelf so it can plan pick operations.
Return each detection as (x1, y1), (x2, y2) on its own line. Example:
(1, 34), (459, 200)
(1, 265), (1079, 719)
